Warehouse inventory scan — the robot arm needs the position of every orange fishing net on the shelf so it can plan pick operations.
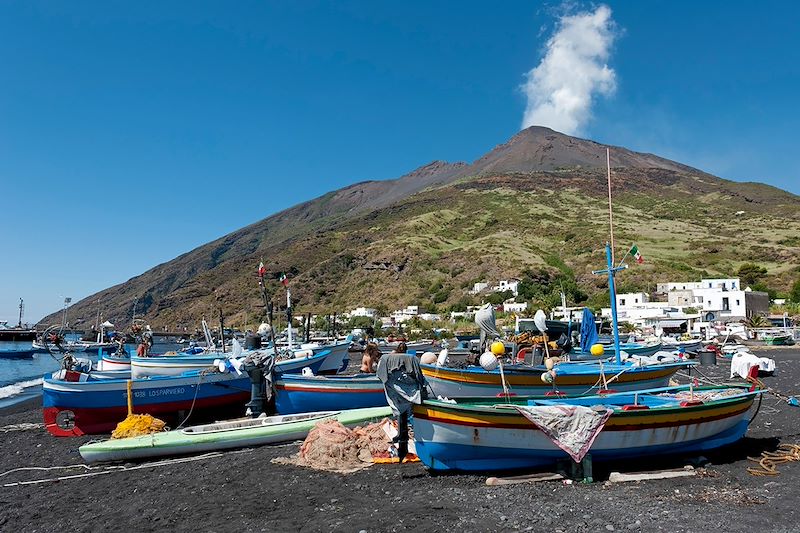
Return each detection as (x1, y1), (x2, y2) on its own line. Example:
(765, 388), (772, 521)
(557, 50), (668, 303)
(273, 418), (392, 473)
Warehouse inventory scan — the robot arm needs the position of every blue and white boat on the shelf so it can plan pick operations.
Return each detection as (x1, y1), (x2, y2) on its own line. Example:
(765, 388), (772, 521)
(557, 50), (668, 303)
(274, 373), (387, 414)
(412, 384), (760, 472)
(42, 368), (251, 437)
(130, 347), (338, 379)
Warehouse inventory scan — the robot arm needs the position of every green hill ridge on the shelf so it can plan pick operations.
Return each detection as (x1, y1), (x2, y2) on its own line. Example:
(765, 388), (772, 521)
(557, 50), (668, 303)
(40, 127), (800, 329)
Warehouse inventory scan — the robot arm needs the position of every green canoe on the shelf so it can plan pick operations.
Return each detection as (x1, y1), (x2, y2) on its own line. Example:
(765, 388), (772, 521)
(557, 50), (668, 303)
(79, 406), (392, 463)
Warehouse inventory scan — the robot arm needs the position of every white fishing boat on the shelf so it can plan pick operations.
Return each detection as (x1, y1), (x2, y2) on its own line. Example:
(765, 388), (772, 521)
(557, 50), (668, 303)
(79, 406), (392, 463)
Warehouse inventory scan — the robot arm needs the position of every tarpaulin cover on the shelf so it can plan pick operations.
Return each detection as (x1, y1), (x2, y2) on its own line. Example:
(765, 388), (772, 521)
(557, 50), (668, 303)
(514, 404), (613, 463)
(475, 304), (502, 354)
(580, 307), (600, 353)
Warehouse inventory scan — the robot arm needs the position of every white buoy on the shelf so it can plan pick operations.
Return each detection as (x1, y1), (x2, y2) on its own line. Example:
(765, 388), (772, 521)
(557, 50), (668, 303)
(479, 352), (499, 371)
(436, 349), (449, 367)
(420, 352), (437, 364)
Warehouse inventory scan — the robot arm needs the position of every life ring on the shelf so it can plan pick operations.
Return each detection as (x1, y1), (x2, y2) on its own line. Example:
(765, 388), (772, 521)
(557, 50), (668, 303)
(517, 347), (530, 362)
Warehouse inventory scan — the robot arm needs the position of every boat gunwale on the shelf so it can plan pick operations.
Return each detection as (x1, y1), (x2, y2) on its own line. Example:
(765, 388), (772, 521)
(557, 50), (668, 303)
(415, 384), (760, 418)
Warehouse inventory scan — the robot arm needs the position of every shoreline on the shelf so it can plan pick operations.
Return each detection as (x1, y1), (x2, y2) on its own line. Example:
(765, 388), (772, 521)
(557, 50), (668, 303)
(2, 350), (800, 531)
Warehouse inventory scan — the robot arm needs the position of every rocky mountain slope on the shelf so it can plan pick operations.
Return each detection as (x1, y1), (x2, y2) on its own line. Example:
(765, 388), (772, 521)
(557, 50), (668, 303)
(40, 127), (800, 330)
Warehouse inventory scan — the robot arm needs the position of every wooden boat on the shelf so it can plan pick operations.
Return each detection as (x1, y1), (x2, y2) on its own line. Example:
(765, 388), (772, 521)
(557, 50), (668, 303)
(98, 352), (132, 371)
(421, 360), (688, 398)
(763, 333), (795, 346)
(411, 384), (759, 471)
(568, 341), (662, 360)
(661, 337), (703, 353)
(79, 406), (392, 463)
(42, 369), (251, 437)
(130, 348), (335, 379)
(274, 374), (387, 414)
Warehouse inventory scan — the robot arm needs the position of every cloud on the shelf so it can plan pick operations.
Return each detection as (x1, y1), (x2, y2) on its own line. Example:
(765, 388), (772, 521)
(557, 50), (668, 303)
(521, 5), (617, 135)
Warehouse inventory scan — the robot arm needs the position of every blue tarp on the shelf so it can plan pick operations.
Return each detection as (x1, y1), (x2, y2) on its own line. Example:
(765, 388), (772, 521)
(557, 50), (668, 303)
(580, 307), (599, 353)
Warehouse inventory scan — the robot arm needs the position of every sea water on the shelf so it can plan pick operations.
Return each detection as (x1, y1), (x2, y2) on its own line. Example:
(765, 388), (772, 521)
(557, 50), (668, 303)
(0, 353), (59, 409)
(0, 342), (183, 409)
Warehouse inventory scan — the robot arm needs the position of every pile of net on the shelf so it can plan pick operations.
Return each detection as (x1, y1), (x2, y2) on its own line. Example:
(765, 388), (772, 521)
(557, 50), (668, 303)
(111, 414), (166, 439)
(272, 418), (392, 474)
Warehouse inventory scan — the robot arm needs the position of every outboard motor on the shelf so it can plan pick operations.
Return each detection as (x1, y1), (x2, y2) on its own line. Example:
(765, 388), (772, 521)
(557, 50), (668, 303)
(242, 351), (275, 418)
(556, 333), (573, 354)
(244, 334), (262, 351)
(376, 352), (430, 462)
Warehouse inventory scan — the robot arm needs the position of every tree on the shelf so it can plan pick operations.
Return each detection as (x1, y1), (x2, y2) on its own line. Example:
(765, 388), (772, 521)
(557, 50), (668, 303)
(737, 263), (767, 287)
(485, 290), (513, 305)
(751, 282), (777, 300)
(791, 279), (800, 303)
(347, 316), (376, 330)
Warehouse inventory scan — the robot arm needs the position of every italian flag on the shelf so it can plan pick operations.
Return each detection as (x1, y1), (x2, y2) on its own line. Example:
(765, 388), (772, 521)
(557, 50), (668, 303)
(279, 273), (289, 286)
(630, 245), (644, 264)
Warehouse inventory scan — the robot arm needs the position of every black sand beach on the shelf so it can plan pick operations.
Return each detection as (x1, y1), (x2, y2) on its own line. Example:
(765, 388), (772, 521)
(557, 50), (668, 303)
(2, 349), (800, 533)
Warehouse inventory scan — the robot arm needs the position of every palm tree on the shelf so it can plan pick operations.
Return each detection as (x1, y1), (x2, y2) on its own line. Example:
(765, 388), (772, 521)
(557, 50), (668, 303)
(744, 315), (768, 328)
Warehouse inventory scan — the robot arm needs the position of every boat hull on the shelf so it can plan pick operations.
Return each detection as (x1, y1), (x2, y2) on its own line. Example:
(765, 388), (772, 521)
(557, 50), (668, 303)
(79, 406), (392, 463)
(313, 341), (351, 374)
(412, 388), (756, 471)
(42, 371), (251, 437)
(98, 354), (132, 371)
(274, 374), (387, 414)
(569, 342), (663, 360)
(422, 362), (685, 398)
(130, 349), (332, 379)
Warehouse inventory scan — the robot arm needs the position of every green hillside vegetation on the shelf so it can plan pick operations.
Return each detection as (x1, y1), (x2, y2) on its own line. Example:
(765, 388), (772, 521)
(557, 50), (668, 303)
(39, 127), (800, 330)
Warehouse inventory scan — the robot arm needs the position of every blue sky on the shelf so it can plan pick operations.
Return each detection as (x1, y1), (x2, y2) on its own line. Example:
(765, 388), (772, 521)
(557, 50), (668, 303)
(1, 1), (798, 322)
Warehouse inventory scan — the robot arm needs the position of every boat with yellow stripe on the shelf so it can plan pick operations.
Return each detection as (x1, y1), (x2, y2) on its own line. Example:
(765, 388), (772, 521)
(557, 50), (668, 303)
(411, 384), (759, 471)
(421, 359), (688, 398)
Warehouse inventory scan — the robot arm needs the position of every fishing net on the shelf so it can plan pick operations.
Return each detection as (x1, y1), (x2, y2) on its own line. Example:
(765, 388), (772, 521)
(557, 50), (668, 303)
(272, 418), (392, 473)
(111, 414), (166, 439)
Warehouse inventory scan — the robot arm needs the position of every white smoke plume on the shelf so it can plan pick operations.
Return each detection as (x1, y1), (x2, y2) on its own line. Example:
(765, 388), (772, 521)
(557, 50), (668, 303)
(521, 5), (617, 134)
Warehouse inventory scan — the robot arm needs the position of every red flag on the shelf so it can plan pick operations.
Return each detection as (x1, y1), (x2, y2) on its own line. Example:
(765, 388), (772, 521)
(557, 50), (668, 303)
(257, 261), (266, 277)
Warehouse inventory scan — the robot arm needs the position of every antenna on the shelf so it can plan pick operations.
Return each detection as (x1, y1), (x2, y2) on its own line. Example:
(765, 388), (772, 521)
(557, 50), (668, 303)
(62, 297), (72, 328)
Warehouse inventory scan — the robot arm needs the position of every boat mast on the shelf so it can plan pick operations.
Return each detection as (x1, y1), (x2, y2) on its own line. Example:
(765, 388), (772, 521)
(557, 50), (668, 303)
(592, 244), (627, 365)
(286, 287), (293, 348)
(17, 298), (23, 328)
(606, 148), (615, 264)
(590, 148), (626, 364)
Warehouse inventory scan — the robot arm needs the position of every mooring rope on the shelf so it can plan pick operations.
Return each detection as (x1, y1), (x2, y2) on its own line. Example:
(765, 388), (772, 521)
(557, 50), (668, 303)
(1, 449), (254, 488)
(0, 423), (44, 433)
(747, 444), (800, 476)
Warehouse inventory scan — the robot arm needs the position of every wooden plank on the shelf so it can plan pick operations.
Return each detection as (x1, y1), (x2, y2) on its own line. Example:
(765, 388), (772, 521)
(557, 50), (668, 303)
(608, 466), (695, 483)
(485, 472), (564, 486)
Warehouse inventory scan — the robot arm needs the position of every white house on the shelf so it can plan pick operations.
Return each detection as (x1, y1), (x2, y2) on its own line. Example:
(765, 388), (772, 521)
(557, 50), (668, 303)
(616, 292), (649, 308)
(503, 301), (528, 313)
(348, 307), (378, 318)
(469, 282), (489, 295)
(390, 305), (423, 324)
(660, 277), (768, 322)
(492, 279), (520, 297)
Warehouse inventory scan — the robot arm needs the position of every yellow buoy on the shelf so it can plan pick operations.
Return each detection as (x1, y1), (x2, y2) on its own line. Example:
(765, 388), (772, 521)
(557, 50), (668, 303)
(491, 341), (505, 356)
(590, 343), (605, 356)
